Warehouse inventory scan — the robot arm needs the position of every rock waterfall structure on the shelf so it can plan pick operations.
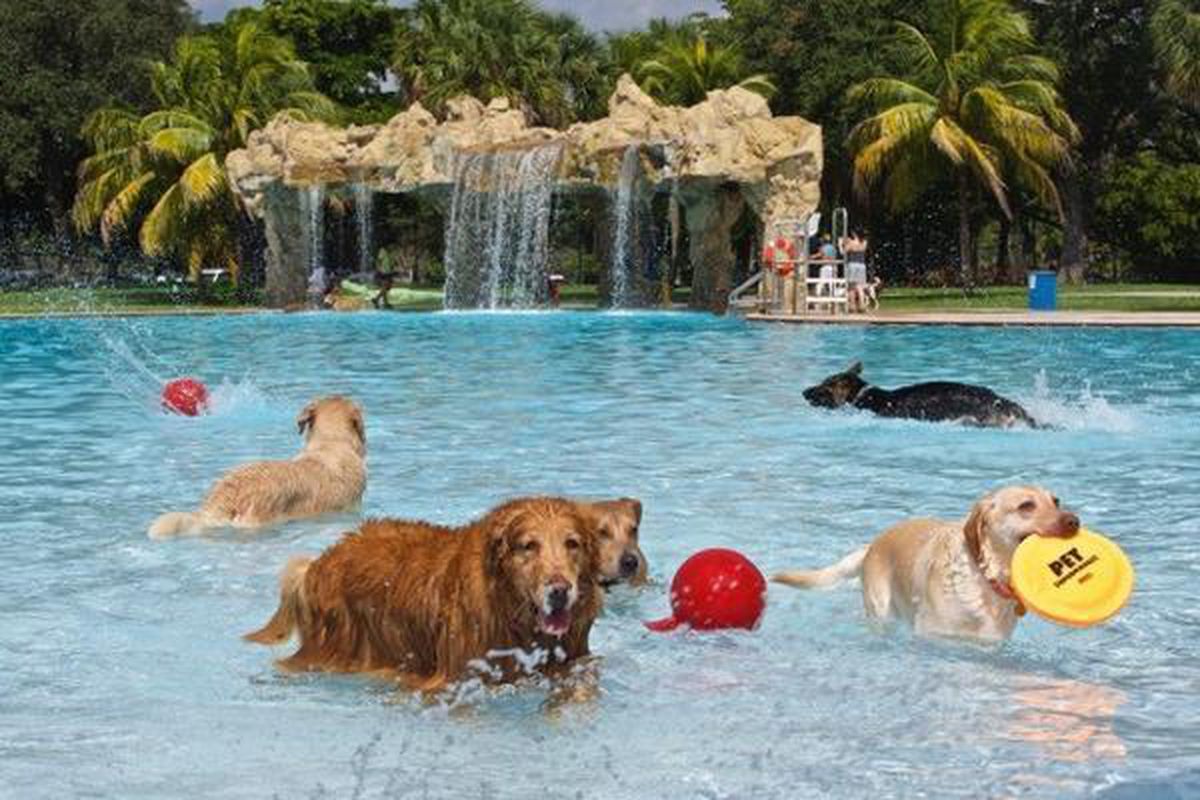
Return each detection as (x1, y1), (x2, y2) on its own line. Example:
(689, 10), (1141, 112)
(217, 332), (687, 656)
(226, 77), (822, 312)
(443, 143), (562, 309)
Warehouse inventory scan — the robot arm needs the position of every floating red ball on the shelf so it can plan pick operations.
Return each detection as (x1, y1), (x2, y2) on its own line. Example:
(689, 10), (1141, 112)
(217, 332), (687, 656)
(161, 377), (209, 416)
(645, 548), (767, 633)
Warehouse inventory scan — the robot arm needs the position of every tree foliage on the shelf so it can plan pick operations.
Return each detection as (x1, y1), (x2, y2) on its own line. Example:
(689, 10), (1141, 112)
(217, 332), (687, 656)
(0, 0), (195, 224)
(392, 0), (605, 127)
(246, 0), (403, 121)
(1151, 0), (1200, 107)
(1096, 151), (1200, 278)
(636, 30), (776, 106)
(72, 23), (335, 281)
(846, 0), (1078, 282)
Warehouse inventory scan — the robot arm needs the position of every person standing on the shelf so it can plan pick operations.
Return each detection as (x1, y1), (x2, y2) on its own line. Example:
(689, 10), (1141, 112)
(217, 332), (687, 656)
(841, 232), (870, 312)
(373, 248), (396, 309)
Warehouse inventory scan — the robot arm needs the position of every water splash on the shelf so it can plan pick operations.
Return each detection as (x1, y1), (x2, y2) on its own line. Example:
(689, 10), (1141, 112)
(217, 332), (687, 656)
(609, 144), (641, 309)
(353, 183), (373, 277)
(443, 144), (563, 309)
(1021, 370), (1138, 432)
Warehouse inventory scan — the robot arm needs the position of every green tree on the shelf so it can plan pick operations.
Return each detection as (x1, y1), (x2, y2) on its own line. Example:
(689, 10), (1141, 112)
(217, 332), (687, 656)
(0, 0), (195, 226)
(250, 0), (403, 121)
(393, 0), (592, 127)
(1096, 151), (1200, 279)
(72, 23), (335, 282)
(636, 30), (775, 106)
(847, 0), (1078, 286)
(1151, 0), (1200, 107)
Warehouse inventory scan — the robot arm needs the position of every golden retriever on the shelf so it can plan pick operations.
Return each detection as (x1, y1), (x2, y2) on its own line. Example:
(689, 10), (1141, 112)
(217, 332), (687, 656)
(580, 498), (649, 587)
(243, 496), (604, 692)
(148, 396), (366, 539)
(772, 486), (1080, 642)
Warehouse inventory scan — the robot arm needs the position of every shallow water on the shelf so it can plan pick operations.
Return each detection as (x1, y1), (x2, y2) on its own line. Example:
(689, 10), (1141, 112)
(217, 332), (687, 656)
(1, 311), (1198, 799)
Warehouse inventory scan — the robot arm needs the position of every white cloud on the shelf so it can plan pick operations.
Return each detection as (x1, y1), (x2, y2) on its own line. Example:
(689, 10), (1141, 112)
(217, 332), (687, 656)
(188, 0), (724, 31)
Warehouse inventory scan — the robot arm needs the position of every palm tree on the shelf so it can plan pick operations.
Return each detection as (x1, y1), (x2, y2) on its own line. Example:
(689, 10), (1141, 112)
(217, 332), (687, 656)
(1151, 0), (1200, 107)
(636, 31), (775, 107)
(847, 0), (1078, 286)
(393, 0), (578, 126)
(73, 23), (334, 283)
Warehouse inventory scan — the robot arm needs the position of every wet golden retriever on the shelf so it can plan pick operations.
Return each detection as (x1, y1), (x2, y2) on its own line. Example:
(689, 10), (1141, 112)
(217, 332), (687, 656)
(581, 498), (649, 587)
(244, 497), (604, 692)
(772, 486), (1080, 642)
(148, 396), (366, 539)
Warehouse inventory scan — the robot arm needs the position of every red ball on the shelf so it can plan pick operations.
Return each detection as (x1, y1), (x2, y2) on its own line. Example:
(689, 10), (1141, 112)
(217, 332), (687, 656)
(645, 548), (767, 633)
(161, 377), (210, 417)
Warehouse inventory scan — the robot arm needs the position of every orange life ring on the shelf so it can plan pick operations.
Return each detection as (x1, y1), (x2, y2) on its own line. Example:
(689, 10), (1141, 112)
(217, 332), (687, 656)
(762, 237), (797, 277)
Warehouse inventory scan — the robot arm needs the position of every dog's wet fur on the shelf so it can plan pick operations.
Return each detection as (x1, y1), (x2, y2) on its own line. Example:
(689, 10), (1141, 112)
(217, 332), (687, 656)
(803, 362), (1040, 428)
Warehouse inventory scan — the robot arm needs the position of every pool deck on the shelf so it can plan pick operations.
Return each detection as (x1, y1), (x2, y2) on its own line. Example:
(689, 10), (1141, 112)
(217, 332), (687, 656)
(746, 310), (1200, 327)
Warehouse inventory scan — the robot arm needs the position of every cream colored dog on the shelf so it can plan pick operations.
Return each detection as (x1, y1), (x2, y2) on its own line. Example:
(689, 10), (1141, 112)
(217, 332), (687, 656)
(580, 498), (649, 588)
(148, 396), (366, 539)
(772, 486), (1080, 642)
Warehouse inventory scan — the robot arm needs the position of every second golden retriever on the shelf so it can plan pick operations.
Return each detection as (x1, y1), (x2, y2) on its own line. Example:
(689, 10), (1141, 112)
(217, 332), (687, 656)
(244, 497), (604, 692)
(772, 486), (1080, 642)
(148, 396), (366, 539)
(581, 498), (649, 587)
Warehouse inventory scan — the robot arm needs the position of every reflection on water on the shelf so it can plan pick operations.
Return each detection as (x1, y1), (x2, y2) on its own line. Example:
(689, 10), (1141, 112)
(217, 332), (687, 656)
(1007, 676), (1128, 763)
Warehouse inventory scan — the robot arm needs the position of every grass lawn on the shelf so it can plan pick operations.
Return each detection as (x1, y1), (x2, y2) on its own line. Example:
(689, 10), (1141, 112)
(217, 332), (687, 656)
(0, 286), (259, 316)
(883, 283), (1200, 313)
(3, 281), (1199, 316)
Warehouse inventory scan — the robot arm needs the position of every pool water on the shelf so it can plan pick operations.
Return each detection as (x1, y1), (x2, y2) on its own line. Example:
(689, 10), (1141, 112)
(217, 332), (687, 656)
(2, 311), (1198, 799)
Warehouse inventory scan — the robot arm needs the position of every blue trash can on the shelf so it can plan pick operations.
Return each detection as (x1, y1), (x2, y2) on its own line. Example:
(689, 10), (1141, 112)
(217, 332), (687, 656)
(1028, 270), (1057, 311)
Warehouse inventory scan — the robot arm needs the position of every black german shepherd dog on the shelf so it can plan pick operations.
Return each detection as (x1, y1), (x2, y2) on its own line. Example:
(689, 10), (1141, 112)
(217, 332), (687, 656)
(803, 362), (1040, 428)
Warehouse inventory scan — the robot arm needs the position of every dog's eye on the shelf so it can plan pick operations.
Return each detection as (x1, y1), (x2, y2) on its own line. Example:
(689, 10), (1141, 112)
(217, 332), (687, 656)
(565, 538), (581, 550)
(598, 530), (613, 541)
(1052, 496), (1061, 507)
(629, 526), (639, 541)
(520, 540), (539, 553)
(1018, 500), (1037, 513)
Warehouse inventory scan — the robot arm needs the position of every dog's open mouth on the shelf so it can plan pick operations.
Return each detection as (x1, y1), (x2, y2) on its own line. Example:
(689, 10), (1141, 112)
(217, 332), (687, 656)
(537, 608), (572, 637)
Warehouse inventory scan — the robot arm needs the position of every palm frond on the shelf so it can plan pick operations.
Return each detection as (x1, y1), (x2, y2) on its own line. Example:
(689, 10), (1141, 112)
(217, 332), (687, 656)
(100, 172), (157, 244)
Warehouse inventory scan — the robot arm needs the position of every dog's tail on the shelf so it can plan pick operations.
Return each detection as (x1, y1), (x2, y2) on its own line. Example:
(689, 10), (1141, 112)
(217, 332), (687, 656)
(148, 511), (214, 540)
(772, 545), (869, 590)
(243, 556), (312, 645)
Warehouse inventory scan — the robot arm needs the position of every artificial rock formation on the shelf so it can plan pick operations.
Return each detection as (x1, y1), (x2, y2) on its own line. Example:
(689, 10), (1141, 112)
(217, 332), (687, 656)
(226, 75), (822, 311)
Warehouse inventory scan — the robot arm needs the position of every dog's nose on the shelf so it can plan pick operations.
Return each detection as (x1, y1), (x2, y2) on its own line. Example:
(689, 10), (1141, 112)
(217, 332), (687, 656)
(547, 585), (570, 613)
(1059, 512), (1081, 536)
(619, 552), (640, 578)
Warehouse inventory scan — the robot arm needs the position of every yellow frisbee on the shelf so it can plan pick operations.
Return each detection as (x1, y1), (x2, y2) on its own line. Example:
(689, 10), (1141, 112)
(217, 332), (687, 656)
(1011, 528), (1134, 628)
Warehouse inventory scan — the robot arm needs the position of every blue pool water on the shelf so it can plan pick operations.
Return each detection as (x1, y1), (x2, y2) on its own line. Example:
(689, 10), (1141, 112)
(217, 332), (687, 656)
(1, 311), (1198, 799)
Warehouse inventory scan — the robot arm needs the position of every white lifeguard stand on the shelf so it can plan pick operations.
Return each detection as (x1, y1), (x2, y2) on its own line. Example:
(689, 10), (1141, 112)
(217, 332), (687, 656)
(803, 207), (848, 314)
(728, 207), (852, 315)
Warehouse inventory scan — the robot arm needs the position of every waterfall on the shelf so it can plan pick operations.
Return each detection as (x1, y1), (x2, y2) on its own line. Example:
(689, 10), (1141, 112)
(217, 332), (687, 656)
(303, 185), (326, 301)
(609, 144), (641, 308)
(353, 183), (373, 277)
(443, 143), (563, 309)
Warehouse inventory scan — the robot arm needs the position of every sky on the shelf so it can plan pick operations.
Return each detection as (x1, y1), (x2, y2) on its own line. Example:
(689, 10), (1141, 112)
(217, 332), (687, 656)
(189, 0), (726, 32)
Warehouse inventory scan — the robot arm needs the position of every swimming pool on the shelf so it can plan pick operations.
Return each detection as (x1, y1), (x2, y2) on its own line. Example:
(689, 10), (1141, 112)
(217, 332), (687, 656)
(2, 311), (1197, 799)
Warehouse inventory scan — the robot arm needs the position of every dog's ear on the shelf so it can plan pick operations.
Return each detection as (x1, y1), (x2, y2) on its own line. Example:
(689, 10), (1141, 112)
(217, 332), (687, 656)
(617, 497), (642, 525)
(485, 510), (523, 580)
(296, 399), (320, 436)
(848, 361), (864, 376)
(963, 494), (994, 564)
(349, 407), (365, 445)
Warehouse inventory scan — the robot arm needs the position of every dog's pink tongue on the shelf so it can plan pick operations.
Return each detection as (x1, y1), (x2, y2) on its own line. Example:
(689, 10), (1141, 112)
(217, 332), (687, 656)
(539, 609), (571, 637)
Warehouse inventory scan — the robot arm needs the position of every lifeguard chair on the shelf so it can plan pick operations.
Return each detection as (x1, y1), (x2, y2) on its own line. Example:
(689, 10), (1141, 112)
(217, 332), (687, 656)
(803, 207), (849, 315)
